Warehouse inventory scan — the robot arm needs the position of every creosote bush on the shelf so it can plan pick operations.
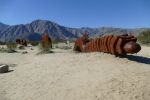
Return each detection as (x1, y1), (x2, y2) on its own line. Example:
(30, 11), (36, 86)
(0, 43), (17, 53)
(6, 43), (17, 49)
(138, 30), (150, 45)
(29, 41), (39, 46)
(0, 41), (6, 45)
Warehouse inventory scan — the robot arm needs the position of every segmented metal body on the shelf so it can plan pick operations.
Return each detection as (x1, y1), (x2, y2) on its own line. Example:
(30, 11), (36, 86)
(74, 34), (141, 55)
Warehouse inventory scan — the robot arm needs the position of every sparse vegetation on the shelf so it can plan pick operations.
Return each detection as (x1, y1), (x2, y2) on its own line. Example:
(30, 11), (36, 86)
(29, 41), (39, 46)
(0, 43), (17, 53)
(6, 43), (17, 49)
(37, 43), (53, 55)
(6, 43), (17, 53)
(18, 45), (25, 50)
(138, 30), (150, 46)
(54, 42), (72, 50)
(0, 41), (6, 45)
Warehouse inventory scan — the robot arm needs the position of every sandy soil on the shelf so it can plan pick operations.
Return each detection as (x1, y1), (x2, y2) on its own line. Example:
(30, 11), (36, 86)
(0, 45), (150, 100)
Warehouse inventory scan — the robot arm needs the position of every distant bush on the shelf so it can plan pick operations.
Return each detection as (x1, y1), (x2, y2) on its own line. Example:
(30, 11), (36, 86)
(0, 41), (6, 45)
(6, 43), (17, 50)
(38, 43), (53, 55)
(0, 43), (17, 53)
(138, 30), (150, 45)
(29, 41), (39, 46)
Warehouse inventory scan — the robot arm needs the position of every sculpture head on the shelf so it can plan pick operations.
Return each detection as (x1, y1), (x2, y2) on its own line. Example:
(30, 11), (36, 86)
(123, 41), (141, 54)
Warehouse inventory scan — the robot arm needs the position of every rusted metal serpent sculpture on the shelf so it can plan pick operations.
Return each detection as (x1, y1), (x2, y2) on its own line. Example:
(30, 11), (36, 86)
(74, 33), (141, 55)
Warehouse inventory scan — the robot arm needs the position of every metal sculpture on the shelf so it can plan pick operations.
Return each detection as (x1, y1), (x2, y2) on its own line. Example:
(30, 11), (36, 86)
(16, 38), (27, 46)
(74, 33), (141, 55)
(41, 34), (52, 48)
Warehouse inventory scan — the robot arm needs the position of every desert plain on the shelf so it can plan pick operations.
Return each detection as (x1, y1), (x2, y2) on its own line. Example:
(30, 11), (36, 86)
(0, 44), (150, 100)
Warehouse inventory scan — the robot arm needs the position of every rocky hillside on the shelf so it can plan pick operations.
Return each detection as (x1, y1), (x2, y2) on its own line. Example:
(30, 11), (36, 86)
(0, 22), (9, 32)
(0, 19), (149, 42)
(0, 20), (77, 42)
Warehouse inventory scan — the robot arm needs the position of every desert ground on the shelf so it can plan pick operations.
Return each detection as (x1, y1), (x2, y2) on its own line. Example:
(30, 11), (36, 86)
(0, 43), (150, 100)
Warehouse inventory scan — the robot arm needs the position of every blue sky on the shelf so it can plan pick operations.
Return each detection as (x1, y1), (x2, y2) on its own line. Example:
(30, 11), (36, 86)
(0, 0), (150, 28)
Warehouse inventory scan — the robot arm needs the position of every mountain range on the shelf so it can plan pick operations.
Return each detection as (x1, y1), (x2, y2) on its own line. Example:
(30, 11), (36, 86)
(0, 19), (149, 42)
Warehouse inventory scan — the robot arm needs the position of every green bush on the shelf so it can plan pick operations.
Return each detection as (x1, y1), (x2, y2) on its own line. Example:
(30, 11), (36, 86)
(6, 43), (17, 50)
(0, 41), (6, 45)
(0, 43), (17, 53)
(37, 44), (53, 55)
(37, 42), (53, 55)
(138, 30), (150, 45)
(29, 41), (39, 46)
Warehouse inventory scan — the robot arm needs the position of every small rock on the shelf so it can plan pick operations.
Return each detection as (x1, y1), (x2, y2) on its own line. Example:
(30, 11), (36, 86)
(0, 64), (9, 73)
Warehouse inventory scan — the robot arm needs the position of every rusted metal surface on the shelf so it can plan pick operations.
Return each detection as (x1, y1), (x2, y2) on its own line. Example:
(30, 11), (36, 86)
(16, 38), (27, 46)
(74, 34), (141, 55)
(41, 34), (52, 48)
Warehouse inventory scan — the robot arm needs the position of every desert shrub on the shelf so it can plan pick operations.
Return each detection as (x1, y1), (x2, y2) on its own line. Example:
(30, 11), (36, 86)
(138, 30), (150, 45)
(0, 41), (6, 45)
(38, 43), (53, 55)
(29, 41), (39, 46)
(6, 43), (17, 50)
(39, 43), (52, 51)
(18, 45), (25, 50)
(0, 47), (5, 53)
(6, 43), (17, 53)
(0, 43), (17, 53)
